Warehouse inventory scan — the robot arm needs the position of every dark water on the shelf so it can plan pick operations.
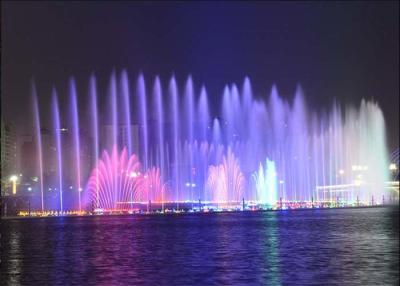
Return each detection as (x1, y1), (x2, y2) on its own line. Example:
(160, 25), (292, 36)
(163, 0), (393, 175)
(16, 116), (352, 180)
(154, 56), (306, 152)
(1, 207), (398, 285)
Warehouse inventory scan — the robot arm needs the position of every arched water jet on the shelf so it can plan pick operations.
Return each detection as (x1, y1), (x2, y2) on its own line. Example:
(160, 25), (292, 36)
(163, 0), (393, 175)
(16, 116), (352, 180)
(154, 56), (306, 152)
(86, 146), (142, 211)
(206, 148), (245, 204)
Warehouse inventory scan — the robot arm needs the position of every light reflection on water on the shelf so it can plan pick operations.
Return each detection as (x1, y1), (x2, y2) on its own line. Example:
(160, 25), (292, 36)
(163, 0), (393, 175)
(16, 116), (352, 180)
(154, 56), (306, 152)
(7, 230), (21, 285)
(1, 207), (398, 285)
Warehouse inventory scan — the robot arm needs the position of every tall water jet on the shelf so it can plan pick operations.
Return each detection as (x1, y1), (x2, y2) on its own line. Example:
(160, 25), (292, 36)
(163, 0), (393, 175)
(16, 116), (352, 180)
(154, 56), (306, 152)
(184, 76), (195, 143)
(230, 84), (241, 140)
(268, 85), (286, 198)
(70, 78), (82, 212)
(289, 85), (308, 201)
(184, 76), (195, 201)
(253, 163), (266, 203)
(198, 86), (210, 144)
(110, 72), (118, 149)
(137, 74), (148, 170)
(137, 73), (149, 207)
(120, 70), (132, 155)
(248, 101), (268, 174)
(242, 77), (253, 140)
(222, 86), (232, 145)
(212, 118), (221, 145)
(169, 76), (180, 206)
(266, 159), (278, 206)
(32, 80), (44, 212)
(89, 74), (99, 208)
(52, 88), (63, 212)
(153, 77), (165, 184)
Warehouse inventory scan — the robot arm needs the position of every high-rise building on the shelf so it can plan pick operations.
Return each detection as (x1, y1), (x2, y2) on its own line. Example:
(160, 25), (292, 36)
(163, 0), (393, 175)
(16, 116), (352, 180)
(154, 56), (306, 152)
(1, 118), (17, 195)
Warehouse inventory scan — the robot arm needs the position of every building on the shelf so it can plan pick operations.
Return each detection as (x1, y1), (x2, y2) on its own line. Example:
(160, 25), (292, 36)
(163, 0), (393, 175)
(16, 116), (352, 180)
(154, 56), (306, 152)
(1, 118), (17, 195)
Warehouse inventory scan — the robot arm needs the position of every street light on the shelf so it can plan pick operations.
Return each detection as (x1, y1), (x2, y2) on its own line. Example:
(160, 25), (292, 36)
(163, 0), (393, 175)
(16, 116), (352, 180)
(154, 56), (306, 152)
(389, 163), (397, 171)
(10, 175), (18, 195)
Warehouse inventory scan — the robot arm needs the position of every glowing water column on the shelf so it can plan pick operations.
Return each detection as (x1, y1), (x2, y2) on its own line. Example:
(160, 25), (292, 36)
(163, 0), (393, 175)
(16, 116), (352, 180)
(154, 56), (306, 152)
(70, 78), (82, 212)
(32, 81), (44, 212)
(253, 159), (278, 206)
(52, 89), (63, 212)
(89, 74), (99, 208)
(266, 159), (278, 206)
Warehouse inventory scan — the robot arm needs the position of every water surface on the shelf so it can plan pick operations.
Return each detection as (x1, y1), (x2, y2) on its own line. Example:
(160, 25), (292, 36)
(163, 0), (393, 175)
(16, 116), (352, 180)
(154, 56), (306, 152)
(1, 207), (398, 285)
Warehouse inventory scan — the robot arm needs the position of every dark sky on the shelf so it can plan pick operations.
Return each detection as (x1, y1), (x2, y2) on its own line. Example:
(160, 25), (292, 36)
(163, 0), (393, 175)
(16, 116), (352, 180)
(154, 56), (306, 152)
(1, 1), (399, 149)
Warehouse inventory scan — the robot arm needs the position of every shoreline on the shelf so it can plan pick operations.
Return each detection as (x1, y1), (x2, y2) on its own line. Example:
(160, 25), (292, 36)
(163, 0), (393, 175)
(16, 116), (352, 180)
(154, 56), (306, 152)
(2, 204), (399, 220)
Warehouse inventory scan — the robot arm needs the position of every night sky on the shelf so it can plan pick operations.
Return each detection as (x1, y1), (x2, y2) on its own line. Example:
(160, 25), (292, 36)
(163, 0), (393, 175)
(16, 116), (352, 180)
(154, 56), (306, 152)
(1, 1), (399, 149)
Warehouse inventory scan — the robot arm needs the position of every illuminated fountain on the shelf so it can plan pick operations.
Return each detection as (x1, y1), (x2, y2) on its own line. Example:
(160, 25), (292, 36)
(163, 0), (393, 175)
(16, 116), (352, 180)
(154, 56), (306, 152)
(252, 159), (278, 206)
(51, 88), (63, 212)
(142, 167), (165, 203)
(206, 148), (245, 203)
(32, 81), (44, 212)
(85, 146), (142, 211)
(29, 70), (392, 213)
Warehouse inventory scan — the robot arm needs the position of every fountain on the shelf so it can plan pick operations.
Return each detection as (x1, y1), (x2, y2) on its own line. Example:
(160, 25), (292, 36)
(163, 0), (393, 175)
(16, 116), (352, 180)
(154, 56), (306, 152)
(70, 78), (82, 212)
(206, 147), (244, 203)
(86, 146), (142, 211)
(252, 159), (278, 207)
(51, 88), (63, 212)
(27, 70), (392, 213)
(32, 80), (44, 212)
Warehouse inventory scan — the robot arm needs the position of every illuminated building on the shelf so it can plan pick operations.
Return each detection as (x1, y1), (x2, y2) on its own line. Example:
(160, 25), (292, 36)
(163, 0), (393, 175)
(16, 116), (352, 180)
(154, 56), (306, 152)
(1, 118), (17, 195)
